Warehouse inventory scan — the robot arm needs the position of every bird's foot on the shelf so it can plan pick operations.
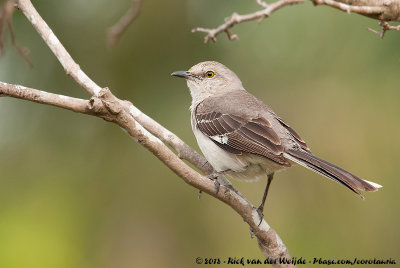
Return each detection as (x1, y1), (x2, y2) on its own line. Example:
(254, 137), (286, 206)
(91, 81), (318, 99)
(256, 206), (264, 226)
(198, 182), (219, 198)
(206, 169), (230, 195)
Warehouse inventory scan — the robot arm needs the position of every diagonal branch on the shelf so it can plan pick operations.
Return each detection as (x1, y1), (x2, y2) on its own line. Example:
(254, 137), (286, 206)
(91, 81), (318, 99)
(107, 0), (143, 48)
(0, 79), (295, 268)
(192, 0), (305, 43)
(17, 0), (101, 97)
(0, 0), (32, 66)
(5, 0), (296, 265)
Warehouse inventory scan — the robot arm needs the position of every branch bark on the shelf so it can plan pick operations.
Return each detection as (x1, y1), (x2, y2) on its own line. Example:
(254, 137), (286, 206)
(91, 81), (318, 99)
(0, 0), (296, 266)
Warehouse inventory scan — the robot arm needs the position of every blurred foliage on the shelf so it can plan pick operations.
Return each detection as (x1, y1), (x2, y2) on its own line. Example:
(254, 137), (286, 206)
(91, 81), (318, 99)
(0, 0), (399, 267)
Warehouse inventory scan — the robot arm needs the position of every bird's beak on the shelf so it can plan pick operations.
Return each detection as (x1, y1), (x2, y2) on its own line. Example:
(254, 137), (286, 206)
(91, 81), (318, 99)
(171, 70), (193, 79)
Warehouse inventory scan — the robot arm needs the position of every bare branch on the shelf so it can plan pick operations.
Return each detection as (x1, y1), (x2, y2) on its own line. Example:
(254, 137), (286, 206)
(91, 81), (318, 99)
(312, 0), (385, 14)
(257, 0), (269, 8)
(0, 0), (15, 55)
(107, 0), (142, 48)
(17, 0), (101, 97)
(125, 103), (214, 174)
(313, 0), (400, 21)
(367, 20), (400, 37)
(7, 21), (33, 67)
(0, 81), (107, 115)
(193, 0), (400, 42)
(0, 0), (32, 66)
(5, 0), (296, 264)
(312, 0), (400, 38)
(192, 0), (304, 43)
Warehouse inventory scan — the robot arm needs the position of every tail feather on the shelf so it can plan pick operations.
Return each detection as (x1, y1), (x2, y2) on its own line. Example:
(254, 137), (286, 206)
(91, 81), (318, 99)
(284, 149), (381, 198)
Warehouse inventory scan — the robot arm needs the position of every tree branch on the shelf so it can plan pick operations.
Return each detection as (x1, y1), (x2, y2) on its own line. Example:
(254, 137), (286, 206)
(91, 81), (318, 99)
(0, 0), (16, 54)
(17, 0), (101, 96)
(0, 81), (107, 115)
(192, 0), (304, 43)
(1, 0), (296, 265)
(312, 0), (400, 21)
(0, 0), (32, 66)
(367, 19), (400, 37)
(107, 0), (142, 48)
(192, 0), (400, 42)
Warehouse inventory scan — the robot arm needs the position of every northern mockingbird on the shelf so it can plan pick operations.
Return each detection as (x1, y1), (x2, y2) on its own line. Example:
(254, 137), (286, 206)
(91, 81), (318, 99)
(171, 61), (381, 219)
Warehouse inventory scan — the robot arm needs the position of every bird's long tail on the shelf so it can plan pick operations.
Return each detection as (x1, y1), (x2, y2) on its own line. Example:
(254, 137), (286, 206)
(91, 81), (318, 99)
(283, 149), (382, 199)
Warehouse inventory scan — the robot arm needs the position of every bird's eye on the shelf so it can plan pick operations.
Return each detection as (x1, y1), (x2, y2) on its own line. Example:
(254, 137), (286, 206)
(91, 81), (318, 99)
(205, 71), (215, 78)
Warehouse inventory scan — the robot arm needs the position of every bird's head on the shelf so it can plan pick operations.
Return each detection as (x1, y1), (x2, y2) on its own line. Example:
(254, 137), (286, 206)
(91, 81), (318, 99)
(171, 61), (243, 104)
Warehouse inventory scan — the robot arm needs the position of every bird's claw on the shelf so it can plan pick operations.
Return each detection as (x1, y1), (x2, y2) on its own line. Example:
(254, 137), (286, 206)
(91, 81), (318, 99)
(206, 172), (222, 195)
(256, 206), (264, 226)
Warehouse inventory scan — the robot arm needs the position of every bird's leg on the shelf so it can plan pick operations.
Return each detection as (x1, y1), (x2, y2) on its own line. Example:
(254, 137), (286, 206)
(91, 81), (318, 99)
(256, 173), (274, 226)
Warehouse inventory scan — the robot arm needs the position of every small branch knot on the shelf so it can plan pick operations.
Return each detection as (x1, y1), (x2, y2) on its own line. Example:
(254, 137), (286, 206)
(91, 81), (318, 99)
(231, 12), (240, 22)
(99, 87), (122, 115)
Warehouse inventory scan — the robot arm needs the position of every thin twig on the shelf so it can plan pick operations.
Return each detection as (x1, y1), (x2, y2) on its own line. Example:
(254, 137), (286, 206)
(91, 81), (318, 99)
(107, 0), (142, 48)
(257, 0), (269, 8)
(0, 0), (14, 55)
(0, 0), (33, 68)
(192, 0), (304, 43)
(7, 21), (33, 67)
(367, 20), (400, 38)
(0, 0), (32, 67)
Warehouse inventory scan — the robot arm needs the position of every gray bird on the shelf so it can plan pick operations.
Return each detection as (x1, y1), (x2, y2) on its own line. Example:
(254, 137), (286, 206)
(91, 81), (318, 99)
(172, 61), (381, 219)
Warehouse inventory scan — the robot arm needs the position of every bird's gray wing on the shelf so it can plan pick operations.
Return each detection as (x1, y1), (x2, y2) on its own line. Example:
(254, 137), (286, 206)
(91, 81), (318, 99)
(194, 107), (290, 167)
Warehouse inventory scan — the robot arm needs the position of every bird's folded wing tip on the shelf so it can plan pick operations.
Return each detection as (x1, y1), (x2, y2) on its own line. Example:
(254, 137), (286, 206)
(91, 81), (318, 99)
(363, 179), (383, 190)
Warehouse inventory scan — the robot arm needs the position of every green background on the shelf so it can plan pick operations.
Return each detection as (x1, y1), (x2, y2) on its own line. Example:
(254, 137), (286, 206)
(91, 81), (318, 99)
(0, 0), (398, 267)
